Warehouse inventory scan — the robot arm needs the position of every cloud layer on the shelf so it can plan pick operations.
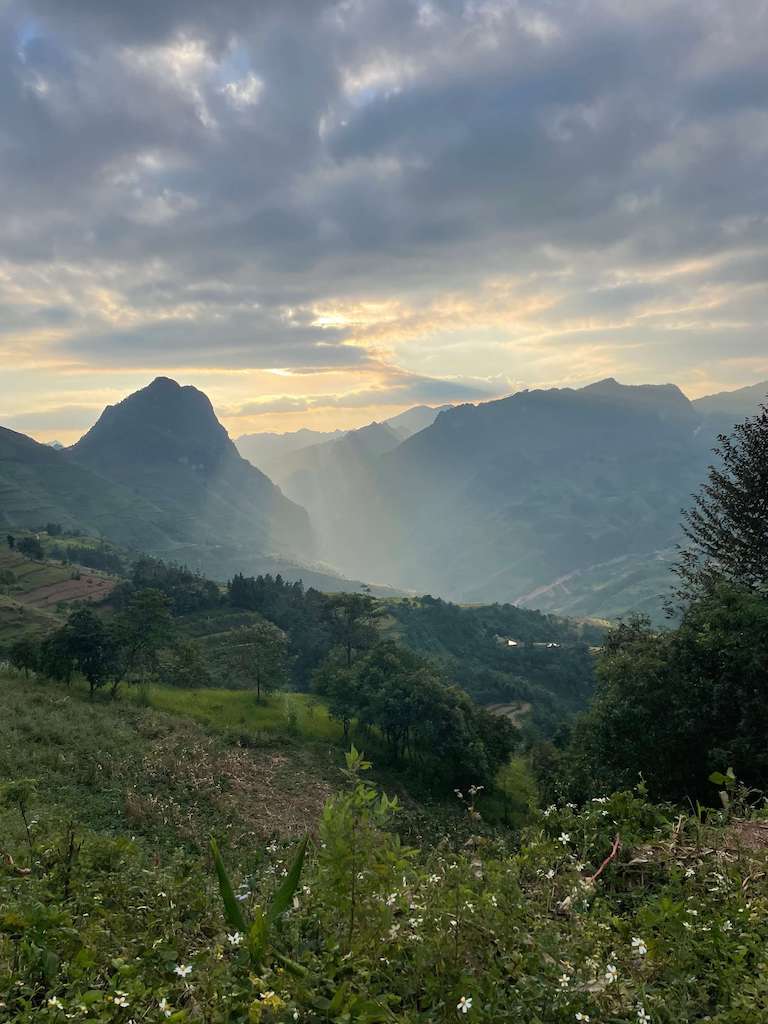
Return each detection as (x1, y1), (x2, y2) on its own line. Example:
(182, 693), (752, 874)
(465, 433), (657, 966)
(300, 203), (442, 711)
(1, 0), (767, 439)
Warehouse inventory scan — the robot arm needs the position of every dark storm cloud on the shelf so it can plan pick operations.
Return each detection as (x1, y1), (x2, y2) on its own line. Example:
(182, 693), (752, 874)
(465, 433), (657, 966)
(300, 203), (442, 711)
(0, 0), (767, 379)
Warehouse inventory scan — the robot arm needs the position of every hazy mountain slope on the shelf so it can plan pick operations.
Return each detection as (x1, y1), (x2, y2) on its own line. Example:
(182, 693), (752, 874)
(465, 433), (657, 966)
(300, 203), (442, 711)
(319, 379), (715, 616)
(235, 405), (450, 472)
(692, 380), (768, 418)
(268, 423), (402, 575)
(384, 404), (453, 440)
(0, 424), (183, 549)
(236, 427), (345, 467)
(69, 376), (313, 565)
(274, 421), (401, 491)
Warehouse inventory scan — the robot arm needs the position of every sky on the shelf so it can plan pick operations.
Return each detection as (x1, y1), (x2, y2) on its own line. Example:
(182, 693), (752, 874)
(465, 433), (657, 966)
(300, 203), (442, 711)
(0, 0), (767, 444)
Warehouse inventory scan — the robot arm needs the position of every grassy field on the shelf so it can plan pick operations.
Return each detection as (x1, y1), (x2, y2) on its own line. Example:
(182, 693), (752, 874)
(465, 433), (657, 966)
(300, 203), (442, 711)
(134, 684), (344, 743)
(0, 546), (72, 594)
(0, 594), (61, 645)
(0, 668), (339, 850)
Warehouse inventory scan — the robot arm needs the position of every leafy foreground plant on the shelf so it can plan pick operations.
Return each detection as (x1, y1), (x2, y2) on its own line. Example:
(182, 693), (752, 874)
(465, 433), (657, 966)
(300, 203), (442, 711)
(210, 834), (308, 976)
(6, 755), (768, 1022)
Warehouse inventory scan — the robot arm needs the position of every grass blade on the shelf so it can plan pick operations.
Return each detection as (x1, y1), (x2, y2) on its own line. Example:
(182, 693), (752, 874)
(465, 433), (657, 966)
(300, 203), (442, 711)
(210, 837), (247, 933)
(268, 834), (308, 925)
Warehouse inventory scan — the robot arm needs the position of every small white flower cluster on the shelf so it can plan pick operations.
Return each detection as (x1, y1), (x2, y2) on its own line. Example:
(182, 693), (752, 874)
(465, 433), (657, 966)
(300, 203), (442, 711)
(631, 935), (648, 956)
(457, 995), (472, 1013)
(174, 963), (193, 978)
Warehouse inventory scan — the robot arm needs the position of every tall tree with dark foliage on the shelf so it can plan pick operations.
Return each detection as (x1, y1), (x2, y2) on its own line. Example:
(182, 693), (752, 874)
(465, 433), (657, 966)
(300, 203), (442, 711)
(673, 402), (768, 603)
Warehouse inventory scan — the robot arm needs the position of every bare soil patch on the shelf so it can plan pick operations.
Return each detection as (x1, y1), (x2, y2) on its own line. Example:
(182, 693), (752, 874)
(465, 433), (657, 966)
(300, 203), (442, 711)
(19, 572), (116, 608)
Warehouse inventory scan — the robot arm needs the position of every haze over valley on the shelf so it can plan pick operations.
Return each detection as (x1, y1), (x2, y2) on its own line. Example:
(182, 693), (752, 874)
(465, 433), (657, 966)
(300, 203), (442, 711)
(2, 372), (766, 620)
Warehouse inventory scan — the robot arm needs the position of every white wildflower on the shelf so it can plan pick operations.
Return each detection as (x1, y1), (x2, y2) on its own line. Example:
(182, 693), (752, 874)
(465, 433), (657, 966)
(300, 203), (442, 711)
(457, 995), (472, 1013)
(605, 963), (618, 984)
(174, 963), (193, 977)
(631, 936), (648, 955)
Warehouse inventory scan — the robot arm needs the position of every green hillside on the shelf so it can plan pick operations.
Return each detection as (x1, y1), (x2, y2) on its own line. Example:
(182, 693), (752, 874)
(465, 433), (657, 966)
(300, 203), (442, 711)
(0, 425), (188, 551)
(3, 666), (768, 1023)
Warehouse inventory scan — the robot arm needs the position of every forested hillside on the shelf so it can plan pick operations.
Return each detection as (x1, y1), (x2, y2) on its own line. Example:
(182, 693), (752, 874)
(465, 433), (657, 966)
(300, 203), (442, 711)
(290, 378), (768, 620)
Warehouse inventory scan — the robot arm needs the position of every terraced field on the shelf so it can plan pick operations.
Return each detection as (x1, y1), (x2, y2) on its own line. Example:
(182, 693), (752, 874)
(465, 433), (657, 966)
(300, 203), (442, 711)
(0, 548), (116, 606)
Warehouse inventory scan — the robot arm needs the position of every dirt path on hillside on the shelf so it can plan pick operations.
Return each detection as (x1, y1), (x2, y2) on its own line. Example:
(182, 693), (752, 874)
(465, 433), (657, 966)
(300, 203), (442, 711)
(486, 701), (532, 728)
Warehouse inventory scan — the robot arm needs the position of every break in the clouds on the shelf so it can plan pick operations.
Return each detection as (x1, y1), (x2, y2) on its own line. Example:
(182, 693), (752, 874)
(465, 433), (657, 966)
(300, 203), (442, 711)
(1, 0), (767, 440)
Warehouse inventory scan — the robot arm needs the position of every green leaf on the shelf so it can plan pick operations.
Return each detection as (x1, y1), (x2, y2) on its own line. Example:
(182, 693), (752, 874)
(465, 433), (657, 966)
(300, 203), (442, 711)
(247, 905), (268, 966)
(327, 981), (349, 1015)
(709, 771), (728, 785)
(210, 837), (247, 933)
(267, 834), (308, 925)
(271, 949), (311, 978)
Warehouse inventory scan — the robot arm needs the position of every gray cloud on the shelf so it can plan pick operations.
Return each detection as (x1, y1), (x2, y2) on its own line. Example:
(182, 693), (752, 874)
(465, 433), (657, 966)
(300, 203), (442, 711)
(229, 371), (512, 417)
(1, 404), (100, 431)
(0, 0), (766, 381)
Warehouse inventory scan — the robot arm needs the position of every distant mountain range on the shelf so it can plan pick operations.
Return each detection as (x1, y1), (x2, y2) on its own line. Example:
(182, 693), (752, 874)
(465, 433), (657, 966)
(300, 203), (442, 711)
(692, 380), (768, 418)
(279, 377), (767, 621)
(1, 376), (765, 619)
(235, 404), (450, 470)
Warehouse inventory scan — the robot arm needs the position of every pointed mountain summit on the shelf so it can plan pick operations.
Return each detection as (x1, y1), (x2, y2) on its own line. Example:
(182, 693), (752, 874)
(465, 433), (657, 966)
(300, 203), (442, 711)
(69, 377), (313, 567)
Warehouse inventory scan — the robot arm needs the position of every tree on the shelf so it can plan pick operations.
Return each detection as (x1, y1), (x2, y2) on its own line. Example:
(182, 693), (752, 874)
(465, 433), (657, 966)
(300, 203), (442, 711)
(113, 588), (174, 692)
(571, 585), (768, 802)
(496, 756), (539, 826)
(159, 638), (211, 688)
(8, 637), (39, 678)
(673, 402), (768, 603)
(17, 536), (44, 560)
(326, 593), (381, 669)
(223, 621), (289, 701)
(313, 653), (357, 739)
(61, 607), (120, 697)
(314, 639), (516, 790)
(6, 534), (15, 550)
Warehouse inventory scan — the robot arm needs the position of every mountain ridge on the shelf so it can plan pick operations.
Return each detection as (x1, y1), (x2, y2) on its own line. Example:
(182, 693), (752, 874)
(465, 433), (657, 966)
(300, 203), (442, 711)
(68, 376), (314, 568)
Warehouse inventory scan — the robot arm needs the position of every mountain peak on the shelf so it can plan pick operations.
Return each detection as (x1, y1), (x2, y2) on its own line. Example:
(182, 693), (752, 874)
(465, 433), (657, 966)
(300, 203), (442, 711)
(68, 378), (312, 562)
(147, 375), (181, 390)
